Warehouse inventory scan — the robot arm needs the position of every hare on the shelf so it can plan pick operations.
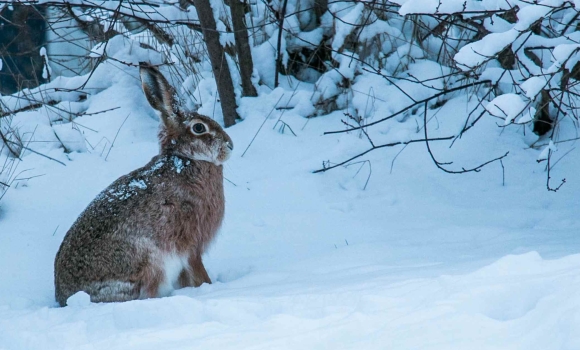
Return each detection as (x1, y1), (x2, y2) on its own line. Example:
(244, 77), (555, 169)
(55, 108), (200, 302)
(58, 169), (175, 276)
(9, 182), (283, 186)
(54, 63), (233, 307)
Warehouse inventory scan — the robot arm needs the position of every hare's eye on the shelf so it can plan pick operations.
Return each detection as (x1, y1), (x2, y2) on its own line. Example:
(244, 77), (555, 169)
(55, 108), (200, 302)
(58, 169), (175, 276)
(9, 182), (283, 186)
(192, 123), (206, 134)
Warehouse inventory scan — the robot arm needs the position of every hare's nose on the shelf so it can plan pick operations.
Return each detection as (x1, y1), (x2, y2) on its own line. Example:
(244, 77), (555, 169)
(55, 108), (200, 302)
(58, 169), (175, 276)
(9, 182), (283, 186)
(226, 141), (234, 150)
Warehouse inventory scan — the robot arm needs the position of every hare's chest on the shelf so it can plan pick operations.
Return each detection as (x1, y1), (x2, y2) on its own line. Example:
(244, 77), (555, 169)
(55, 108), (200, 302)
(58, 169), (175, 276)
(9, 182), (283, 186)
(158, 252), (190, 297)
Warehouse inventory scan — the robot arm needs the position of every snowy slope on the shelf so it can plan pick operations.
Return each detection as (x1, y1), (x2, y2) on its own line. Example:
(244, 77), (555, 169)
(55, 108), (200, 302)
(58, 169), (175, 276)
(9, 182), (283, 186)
(1, 68), (580, 349)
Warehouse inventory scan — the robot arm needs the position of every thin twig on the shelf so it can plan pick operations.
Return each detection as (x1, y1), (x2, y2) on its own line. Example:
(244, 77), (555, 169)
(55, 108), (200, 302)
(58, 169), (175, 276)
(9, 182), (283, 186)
(242, 94), (285, 157)
(274, 0), (289, 88)
(313, 135), (454, 173)
(4, 140), (66, 166)
(105, 113), (130, 161)
(423, 101), (508, 174)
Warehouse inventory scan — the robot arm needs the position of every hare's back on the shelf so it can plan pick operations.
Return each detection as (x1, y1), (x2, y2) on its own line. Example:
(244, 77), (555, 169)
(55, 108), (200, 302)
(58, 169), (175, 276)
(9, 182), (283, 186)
(64, 156), (169, 241)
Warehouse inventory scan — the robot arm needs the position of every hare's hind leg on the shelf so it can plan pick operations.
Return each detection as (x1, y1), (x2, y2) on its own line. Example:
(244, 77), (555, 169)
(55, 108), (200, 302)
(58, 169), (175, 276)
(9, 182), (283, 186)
(176, 255), (211, 289)
(189, 255), (211, 287)
(178, 268), (195, 288)
(85, 255), (165, 302)
(86, 266), (165, 302)
(83, 280), (141, 303)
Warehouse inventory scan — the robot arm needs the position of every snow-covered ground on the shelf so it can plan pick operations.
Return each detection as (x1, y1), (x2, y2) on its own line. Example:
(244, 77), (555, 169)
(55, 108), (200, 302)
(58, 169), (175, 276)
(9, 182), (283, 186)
(1, 64), (580, 349)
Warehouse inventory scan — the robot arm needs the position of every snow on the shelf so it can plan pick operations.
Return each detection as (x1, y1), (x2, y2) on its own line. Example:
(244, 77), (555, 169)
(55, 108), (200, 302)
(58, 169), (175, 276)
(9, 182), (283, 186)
(1, 9), (580, 347)
(451, 0), (575, 73)
(331, 2), (364, 51)
(173, 156), (185, 173)
(1, 76), (580, 347)
(39, 47), (51, 80)
(52, 124), (88, 153)
(485, 93), (529, 125)
(253, 39), (278, 88)
(483, 15), (514, 33)
(513, 0), (566, 31)
(521, 77), (546, 99)
(454, 30), (519, 70)
(398, 0), (484, 16)
(291, 28), (324, 50)
(550, 44), (580, 71)
(128, 179), (147, 190)
(517, 107), (535, 124)
(66, 292), (92, 307)
(35, 0), (200, 24)
(538, 140), (557, 162)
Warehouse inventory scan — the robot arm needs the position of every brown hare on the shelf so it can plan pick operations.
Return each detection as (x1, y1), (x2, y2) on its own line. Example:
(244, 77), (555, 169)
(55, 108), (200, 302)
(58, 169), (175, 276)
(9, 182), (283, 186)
(54, 63), (233, 307)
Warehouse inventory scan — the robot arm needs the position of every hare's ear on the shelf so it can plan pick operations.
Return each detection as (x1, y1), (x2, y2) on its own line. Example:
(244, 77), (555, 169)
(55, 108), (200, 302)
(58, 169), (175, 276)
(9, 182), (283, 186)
(139, 63), (181, 129)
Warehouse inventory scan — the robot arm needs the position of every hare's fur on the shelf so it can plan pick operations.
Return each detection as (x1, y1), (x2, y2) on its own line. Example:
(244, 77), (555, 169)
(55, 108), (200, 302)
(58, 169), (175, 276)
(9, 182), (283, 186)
(54, 64), (232, 306)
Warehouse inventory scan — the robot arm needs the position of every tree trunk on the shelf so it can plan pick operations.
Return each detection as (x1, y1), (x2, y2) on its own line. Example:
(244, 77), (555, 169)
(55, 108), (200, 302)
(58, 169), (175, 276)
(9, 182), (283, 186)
(229, 0), (257, 97)
(188, 0), (239, 127)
